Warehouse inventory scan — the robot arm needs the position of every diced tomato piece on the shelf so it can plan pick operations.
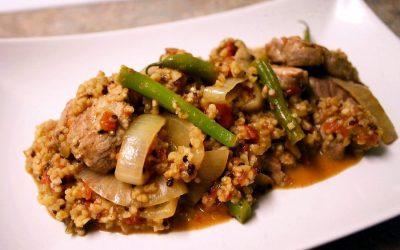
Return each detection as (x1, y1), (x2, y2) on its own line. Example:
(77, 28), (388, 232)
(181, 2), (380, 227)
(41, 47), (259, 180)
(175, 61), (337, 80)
(322, 121), (348, 137)
(123, 215), (142, 225)
(244, 125), (259, 141)
(83, 182), (92, 201)
(100, 111), (118, 132)
(215, 104), (234, 128)
(41, 170), (51, 185)
(225, 40), (237, 57)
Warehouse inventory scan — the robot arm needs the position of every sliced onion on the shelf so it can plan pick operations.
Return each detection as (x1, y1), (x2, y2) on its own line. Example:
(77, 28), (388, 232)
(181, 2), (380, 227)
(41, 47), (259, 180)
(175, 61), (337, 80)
(333, 78), (398, 144)
(79, 168), (132, 207)
(186, 148), (230, 205)
(241, 83), (264, 111)
(234, 42), (253, 69)
(163, 114), (204, 168)
(134, 176), (188, 207)
(140, 198), (179, 220)
(115, 114), (166, 185)
(197, 149), (230, 181)
(203, 78), (245, 104)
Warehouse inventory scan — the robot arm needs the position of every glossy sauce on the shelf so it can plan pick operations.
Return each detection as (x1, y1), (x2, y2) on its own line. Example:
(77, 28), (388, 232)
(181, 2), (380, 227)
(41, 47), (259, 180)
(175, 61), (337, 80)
(99, 154), (362, 233)
(171, 204), (231, 231)
(170, 154), (362, 230)
(282, 154), (362, 188)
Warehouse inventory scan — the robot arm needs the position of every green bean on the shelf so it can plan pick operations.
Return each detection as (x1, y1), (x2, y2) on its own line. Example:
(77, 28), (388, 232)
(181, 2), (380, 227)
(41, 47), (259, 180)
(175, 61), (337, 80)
(255, 59), (305, 144)
(119, 65), (237, 147)
(145, 54), (217, 84)
(227, 199), (252, 223)
(299, 20), (311, 43)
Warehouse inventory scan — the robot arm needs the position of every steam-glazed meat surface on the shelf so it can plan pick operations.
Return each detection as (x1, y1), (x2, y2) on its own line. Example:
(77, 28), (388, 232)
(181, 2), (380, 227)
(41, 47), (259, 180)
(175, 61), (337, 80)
(266, 36), (359, 82)
(266, 36), (325, 66)
(58, 73), (134, 173)
(272, 65), (308, 95)
(308, 77), (355, 103)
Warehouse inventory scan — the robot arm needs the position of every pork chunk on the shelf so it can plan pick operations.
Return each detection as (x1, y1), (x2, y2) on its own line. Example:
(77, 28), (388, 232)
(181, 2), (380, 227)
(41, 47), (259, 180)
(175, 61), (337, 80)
(272, 65), (308, 95)
(309, 77), (355, 103)
(266, 36), (325, 67)
(58, 75), (134, 173)
(266, 36), (359, 82)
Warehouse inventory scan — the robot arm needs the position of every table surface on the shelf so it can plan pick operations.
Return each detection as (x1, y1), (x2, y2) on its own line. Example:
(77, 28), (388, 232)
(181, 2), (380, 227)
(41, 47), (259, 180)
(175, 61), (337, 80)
(1, 0), (399, 38)
(1, 0), (399, 249)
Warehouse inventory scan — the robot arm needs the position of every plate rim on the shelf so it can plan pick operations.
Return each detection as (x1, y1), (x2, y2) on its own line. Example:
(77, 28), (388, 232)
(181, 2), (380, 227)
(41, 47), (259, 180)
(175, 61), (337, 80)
(1, 0), (397, 44)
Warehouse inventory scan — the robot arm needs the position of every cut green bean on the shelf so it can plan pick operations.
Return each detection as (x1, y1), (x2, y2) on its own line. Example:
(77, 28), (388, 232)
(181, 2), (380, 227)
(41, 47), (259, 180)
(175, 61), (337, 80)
(299, 20), (311, 43)
(255, 59), (305, 144)
(227, 199), (252, 223)
(145, 54), (218, 84)
(119, 65), (237, 147)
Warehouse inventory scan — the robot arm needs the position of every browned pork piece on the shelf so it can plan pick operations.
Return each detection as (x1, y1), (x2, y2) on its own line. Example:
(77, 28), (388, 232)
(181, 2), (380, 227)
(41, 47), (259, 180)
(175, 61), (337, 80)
(266, 36), (325, 67)
(308, 77), (355, 103)
(266, 36), (359, 82)
(271, 65), (308, 95)
(57, 73), (134, 173)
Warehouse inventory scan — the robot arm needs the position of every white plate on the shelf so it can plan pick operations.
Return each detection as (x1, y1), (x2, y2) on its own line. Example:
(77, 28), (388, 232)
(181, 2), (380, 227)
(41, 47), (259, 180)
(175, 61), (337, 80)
(0, 0), (399, 249)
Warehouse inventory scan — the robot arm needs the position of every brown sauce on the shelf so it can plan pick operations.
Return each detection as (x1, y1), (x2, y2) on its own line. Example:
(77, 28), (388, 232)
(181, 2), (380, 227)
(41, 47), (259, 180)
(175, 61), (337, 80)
(171, 204), (231, 231)
(282, 154), (362, 188)
(116, 154), (362, 233)
(66, 154), (362, 235)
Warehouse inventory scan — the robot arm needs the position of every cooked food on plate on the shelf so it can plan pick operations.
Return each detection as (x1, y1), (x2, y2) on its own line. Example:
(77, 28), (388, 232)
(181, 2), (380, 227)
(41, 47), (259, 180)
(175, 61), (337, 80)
(25, 35), (397, 235)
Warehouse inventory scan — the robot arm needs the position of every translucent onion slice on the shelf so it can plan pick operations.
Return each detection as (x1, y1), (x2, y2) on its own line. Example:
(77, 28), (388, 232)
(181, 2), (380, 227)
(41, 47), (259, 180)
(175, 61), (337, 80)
(135, 176), (188, 207)
(79, 168), (132, 207)
(186, 148), (230, 205)
(203, 78), (245, 104)
(333, 78), (398, 144)
(241, 84), (264, 111)
(115, 114), (166, 185)
(164, 114), (205, 168)
(234, 43), (253, 69)
(140, 198), (179, 220)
